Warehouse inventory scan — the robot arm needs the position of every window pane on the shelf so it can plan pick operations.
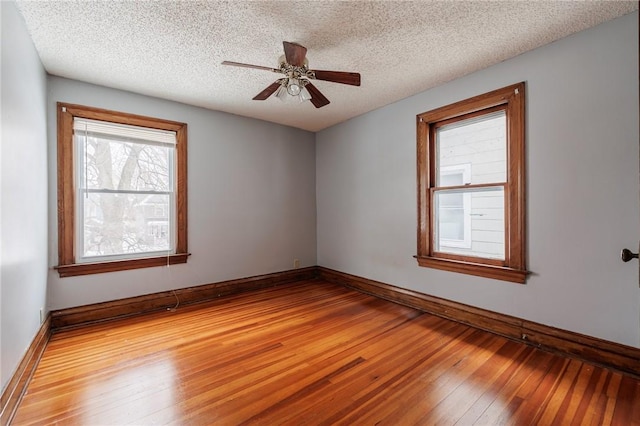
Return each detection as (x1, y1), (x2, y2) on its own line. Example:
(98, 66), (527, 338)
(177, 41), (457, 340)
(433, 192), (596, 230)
(437, 110), (506, 185)
(434, 187), (504, 260)
(440, 203), (464, 240)
(439, 191), (463, 209)
(77, 135), (171, 191)
(82, 192), (172, 258)
(439, 172), (463, 188)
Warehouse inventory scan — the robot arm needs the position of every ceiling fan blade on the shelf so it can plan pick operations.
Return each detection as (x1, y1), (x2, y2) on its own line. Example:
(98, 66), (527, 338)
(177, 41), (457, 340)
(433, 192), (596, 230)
(253, 82), (282, 101)
(283, 41), (307, 67)
(311, 70), (361, 86)
(304, 82), (330, 108)
(222, 61), (279, 73)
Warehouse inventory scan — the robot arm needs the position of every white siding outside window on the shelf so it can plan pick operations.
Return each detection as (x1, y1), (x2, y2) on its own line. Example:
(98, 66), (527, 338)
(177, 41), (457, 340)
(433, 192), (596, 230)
(435, 111), (506, 260)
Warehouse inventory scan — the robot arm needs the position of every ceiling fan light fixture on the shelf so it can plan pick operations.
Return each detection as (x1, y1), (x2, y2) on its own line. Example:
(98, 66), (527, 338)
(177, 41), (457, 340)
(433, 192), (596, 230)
(275, 82), (288, 101)
(299, 85), (312, 102)
(287, 79), (302, 96)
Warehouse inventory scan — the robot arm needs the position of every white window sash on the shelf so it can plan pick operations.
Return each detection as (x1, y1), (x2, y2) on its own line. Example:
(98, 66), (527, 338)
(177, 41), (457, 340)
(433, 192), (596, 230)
(74, 118), (177, 263)
(73, 118), (176, 146)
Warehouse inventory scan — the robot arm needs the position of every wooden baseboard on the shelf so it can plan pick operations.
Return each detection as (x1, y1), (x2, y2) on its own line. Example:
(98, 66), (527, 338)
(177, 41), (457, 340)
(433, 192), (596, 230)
(0, 314), (51, 426)
(52, 267), (318, 331)
(318, 266), (640, 378)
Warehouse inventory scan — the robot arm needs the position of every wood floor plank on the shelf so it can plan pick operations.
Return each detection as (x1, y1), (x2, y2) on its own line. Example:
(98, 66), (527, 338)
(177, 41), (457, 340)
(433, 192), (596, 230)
(424, 340), (530, 425)
(451, 344), (531, 424)
(11, 280), (640, 425)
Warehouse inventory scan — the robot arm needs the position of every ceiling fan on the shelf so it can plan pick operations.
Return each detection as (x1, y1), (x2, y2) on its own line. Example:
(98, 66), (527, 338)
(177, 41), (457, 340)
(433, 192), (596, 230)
(222, 41), (361, 108)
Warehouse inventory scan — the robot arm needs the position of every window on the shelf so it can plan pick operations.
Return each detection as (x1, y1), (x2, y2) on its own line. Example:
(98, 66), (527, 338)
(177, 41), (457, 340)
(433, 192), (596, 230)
(416, 83), (527, 283)
(438, 164), (471, 250)
(56, 103), (188, 277)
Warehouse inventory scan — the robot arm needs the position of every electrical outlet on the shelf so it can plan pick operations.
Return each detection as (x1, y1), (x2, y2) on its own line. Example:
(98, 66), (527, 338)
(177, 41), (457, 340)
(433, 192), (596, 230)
(293, 259), (300, 269)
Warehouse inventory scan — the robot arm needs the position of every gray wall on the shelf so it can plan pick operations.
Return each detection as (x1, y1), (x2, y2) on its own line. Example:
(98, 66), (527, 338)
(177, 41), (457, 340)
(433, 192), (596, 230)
(47, 77), (317, 309)
(317, 12), (640, 348)
(1, 2), (49, 392)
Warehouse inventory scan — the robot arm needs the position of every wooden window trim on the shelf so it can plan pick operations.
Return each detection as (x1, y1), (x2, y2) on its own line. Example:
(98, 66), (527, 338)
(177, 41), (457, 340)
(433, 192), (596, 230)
(56, 103), (189, 277)
(416, 83), (528, 284)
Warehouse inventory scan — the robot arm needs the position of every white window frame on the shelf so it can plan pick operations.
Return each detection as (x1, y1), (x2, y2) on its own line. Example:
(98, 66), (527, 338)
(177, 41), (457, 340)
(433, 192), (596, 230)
(437, 164), (472, 250)
(73, 118), (178, 263)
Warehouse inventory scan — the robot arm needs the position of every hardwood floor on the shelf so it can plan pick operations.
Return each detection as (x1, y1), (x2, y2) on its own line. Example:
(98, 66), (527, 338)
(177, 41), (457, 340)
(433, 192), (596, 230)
(11, 281), (640, 425)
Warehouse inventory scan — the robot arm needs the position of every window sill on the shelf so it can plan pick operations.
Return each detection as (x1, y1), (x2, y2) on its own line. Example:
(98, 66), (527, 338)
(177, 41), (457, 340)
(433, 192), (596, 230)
(56, 253), (190, 277)
(414, 255), (528, 284)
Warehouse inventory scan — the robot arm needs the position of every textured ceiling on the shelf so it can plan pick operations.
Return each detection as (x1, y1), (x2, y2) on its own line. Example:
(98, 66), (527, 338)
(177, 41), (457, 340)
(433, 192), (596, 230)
(16, 1), (637, 132)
